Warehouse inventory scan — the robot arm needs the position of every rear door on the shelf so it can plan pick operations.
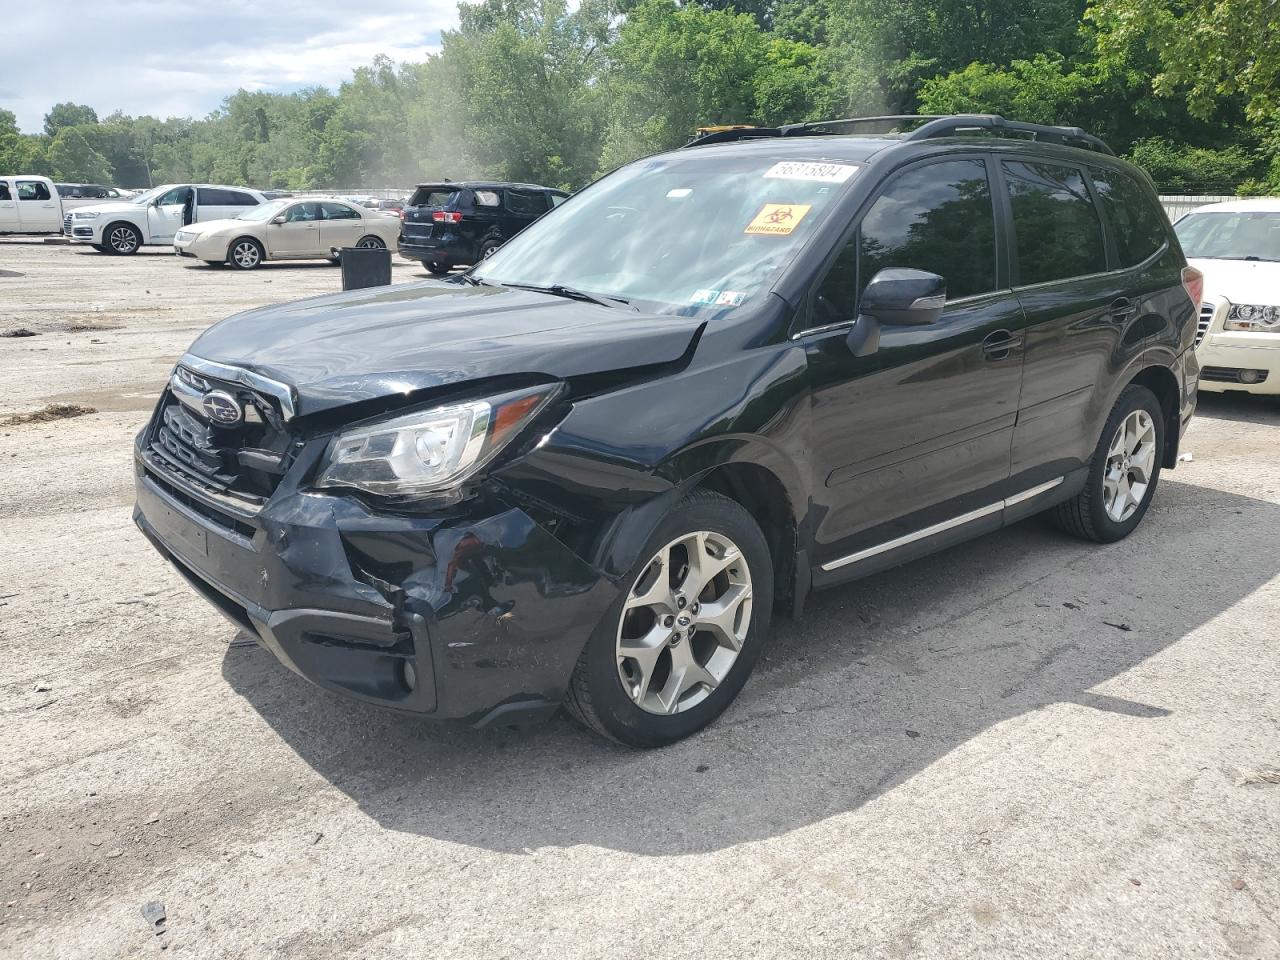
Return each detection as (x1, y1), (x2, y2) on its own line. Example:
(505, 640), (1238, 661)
(197, 187), (259, 222)
(1001, 157), (1139, 487)
(502, 187), (549, 238)
(319, 201), (365, 250)
(0, 180), (17, 231)
(15, 179), (60, 232)
(802, 156), (1026, 572)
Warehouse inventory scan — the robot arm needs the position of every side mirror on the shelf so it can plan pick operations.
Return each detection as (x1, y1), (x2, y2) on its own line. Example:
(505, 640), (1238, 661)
(858, 268), (946, 326)
(270, 214), (286, 224)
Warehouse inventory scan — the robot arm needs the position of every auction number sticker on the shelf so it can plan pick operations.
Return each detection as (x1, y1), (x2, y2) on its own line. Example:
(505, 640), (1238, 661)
(745, 203), (812, 236)
(763, 161), (858, 183)
(690, 289), (747, 306)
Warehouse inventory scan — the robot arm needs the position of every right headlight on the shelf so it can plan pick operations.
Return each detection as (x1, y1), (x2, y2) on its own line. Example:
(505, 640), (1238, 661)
(315, 383), (561, 498)
(1224, 303), (1280, 332)
(72, 211), (100, 219)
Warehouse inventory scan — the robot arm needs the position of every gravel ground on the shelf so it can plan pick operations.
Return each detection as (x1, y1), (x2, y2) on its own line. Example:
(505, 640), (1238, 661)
(1, 238), (1277, 960)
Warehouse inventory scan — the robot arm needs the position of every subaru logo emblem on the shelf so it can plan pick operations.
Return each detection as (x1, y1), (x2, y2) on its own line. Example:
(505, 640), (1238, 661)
(202, 390), (242, 425)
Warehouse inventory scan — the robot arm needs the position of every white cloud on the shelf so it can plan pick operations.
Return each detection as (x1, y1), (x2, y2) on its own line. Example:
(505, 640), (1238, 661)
(0, 0), (457, 132)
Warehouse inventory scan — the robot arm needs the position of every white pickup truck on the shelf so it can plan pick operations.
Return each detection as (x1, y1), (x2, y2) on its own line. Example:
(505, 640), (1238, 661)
(66, 183), (268, 254)
(0, 175), (65, 235)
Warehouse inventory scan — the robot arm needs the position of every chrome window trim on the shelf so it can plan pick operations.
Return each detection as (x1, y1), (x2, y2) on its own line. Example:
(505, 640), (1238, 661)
(820, 476), (1065, 571)
(181, 353), (297, 419)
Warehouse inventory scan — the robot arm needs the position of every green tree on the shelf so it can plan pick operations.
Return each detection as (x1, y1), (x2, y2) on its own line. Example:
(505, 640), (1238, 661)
(43, 102), (99, 136)
(47, 126), (114, 182)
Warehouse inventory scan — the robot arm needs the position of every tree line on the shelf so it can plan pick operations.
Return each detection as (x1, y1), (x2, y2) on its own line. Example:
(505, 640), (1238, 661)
(1, 0), (1275, 196)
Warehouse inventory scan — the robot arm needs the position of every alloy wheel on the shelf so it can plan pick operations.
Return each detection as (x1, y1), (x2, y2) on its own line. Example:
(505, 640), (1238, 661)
(1103, 409), (1156, 522)
(357, 236), (384, 248)
(615, 530), (753, 715)
(232, 241), (260, 268)
(108, 226), (137, 253)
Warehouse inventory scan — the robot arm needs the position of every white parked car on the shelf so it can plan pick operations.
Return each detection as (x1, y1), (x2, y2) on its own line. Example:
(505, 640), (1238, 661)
(0, 175), (65, 235)
(1175, 198), (1280, 395)
(66, 183), (267, 254)
(172, 197), (400, 269)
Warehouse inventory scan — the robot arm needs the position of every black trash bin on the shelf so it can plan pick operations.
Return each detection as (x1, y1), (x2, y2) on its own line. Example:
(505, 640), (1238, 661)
(336, 246), (392, 291)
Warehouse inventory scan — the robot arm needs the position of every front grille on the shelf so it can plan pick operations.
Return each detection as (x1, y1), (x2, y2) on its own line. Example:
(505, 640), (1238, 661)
(1196, 302), (1214, 346)
(63, 214), (73, 235)
(146, 367), (296, 507)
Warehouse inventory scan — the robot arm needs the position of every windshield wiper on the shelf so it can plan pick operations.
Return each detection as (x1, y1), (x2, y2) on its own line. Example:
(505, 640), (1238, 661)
(502, 282), (631, 308)
(451, 273), (494, 286)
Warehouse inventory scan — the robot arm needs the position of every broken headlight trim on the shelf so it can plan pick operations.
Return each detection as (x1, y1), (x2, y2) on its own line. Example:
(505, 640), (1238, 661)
(315, 383), (560, 496)
(1225, 303), (1280, 332)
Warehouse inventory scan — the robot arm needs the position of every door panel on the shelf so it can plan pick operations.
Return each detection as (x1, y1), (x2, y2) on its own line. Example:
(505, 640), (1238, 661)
(15, 180), (60, 231)
(802, 156), (1024, 568)
(1000, 159), (1136, 484)
(0, 181), (17, 231)
(267, 202), (321, 257)
(318, 202), (364, 250)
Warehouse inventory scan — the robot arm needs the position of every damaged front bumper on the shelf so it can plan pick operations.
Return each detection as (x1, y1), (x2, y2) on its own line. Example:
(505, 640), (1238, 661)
(133, 435), (616, 726)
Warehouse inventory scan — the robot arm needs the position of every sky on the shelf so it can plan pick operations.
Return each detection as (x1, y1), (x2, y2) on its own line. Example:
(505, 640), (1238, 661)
(0, 0), (460, 133)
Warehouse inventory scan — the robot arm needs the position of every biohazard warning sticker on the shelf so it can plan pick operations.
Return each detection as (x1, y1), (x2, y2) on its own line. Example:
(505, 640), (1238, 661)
(745, 203), (811, 236)
(763, 161), (857, 183)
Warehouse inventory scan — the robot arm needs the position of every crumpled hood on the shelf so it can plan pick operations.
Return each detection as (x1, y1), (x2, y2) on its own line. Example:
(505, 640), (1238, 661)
(186, 281), (704, 416)
(1190, 257), (1280, 305)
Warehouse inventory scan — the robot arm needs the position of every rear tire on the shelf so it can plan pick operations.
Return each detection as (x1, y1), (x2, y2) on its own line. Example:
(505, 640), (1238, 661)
(103, 222), (141, 255)
(227, 237), (264, 270)
(564, 489), (773, 747)
(355, 235), (385, 249)
(477, 239), (502, 261)
(425, 262), (449, 276)
(1050, 384), (1165, 543)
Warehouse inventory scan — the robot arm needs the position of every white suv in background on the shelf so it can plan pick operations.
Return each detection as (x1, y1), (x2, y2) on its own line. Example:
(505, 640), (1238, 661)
(66, 183), (267, 254)
(1175, 198), (1280, 395)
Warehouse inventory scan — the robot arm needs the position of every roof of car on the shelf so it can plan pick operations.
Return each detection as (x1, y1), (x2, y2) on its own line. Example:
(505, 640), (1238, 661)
(412, 181), (552, 191)
(1184, 197), (1280, 213)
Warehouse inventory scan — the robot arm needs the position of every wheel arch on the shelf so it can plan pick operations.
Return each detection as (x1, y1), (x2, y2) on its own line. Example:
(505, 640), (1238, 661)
(1126, 364), (1181, 467)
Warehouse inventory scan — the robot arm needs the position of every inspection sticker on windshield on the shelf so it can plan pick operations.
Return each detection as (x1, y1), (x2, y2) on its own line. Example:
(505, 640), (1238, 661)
(745, 203), (811, 236)
(763, 161), (857, 183)
(691, 289), (746, 306)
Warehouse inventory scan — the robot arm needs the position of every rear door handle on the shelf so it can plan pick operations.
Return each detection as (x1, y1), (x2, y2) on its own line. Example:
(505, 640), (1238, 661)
(1111, 297), (1138, 319)
(982, 329), (1019, 360)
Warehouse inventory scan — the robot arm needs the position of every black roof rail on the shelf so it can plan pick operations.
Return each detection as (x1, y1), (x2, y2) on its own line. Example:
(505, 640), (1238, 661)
(681, 113), (1114, 155)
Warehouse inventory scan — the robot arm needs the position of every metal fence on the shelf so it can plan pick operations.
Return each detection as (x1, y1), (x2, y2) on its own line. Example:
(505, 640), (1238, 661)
(1159, 195), (1234, 221)
(291, 187), (408, 200)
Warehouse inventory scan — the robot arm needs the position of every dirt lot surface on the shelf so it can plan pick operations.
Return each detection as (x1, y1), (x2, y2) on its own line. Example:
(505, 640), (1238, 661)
(1, 238), (1278, 959)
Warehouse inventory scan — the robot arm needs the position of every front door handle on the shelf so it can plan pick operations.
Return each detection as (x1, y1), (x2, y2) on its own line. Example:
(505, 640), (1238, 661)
(982, 329), (1019, 360)
(1111, 297), (1138, 319)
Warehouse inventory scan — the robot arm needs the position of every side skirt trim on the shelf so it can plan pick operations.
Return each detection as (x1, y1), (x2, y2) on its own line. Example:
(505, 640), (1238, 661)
(819, 476), (1065, 572)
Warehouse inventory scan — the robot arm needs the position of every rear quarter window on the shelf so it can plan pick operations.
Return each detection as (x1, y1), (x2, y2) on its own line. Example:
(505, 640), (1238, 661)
(1090, 166), (1169, 267)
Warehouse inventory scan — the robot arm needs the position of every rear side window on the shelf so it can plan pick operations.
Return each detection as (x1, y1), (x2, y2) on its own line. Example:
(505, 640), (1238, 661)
(473, 189), (501, 207)
(227, 191), (257, 206)
(1090, 167), (1168, 267)
(812, 159), (998, 327)
(409, 187), (459, 208)
(319, 201), (359, 220)
(1003, 160), (1107, 285)
(0, 183), (10, 201)
(505, 189), (548, 217)
(17, 180), (51, 201)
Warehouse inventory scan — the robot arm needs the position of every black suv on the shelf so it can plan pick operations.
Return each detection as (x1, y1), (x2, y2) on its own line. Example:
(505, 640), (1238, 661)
(134, 115), (1199, 747)
(398, 181), (568, 274)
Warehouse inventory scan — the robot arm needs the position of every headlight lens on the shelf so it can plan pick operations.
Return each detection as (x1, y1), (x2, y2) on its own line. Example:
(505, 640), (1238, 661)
(73, 211), (100, 219)
(175, 230), (195, 242)
(316, 384), (561, 496)
(1225, 303), (1280, 332)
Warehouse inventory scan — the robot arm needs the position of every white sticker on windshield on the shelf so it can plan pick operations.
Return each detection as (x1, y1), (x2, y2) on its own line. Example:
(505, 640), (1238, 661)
(763, 161), (858, 183)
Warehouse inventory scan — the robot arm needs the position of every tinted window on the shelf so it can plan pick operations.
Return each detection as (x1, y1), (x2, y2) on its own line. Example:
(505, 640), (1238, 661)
(505, 189), (548, 217)
(0, 183), (10, 201)
(198, 188), (251, 206)
(1004, 161), (1107, 284)
(812, 159), (997, 327)
(319, 201), (359, 220)
(158, 186), (191, 206)
(408, 187), (459, 208)
(56, 184), (76, 197)
(549, 192), (568, 207)
(17, 180), (52, 201)
(1091, 167), (1167, 267)
(473, 189), (501, 207)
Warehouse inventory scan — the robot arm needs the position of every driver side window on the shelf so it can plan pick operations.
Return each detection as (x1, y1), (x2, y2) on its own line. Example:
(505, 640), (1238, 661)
(156, 187), (189, 206)
(810, 159), (997, 329)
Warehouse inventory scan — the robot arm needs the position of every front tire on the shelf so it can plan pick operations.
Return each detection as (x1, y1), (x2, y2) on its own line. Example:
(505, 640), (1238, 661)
(227, 237), (264, 270)
(565, 490), (772, 747)
(103, 222), (141, 255)
(1051, 384), (1165, 543)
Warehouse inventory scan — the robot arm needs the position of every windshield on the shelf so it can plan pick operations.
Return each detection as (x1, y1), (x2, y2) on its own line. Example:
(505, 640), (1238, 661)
(471, 155), (859, 314)
(128, 185), (175, 205)
(1175, 211), (1280, 261)
(236, 199), (290, 222)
